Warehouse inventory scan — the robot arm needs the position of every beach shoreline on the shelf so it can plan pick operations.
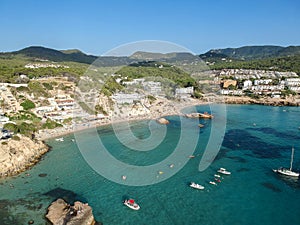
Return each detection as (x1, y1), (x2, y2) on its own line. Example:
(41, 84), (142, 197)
(35, 95), (300, 141)
(36, 98), (209, 141)
(2, 96), (300, 178)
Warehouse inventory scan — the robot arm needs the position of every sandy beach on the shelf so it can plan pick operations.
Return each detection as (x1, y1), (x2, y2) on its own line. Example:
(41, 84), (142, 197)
(35, 95), (300, 141)
(35, 98), (209, 141)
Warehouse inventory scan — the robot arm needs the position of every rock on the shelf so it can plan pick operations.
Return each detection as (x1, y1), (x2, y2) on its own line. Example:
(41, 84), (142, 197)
(0, 135), (49, 177)
(156, 117), (169, 125)
(46, 198), (97, 225)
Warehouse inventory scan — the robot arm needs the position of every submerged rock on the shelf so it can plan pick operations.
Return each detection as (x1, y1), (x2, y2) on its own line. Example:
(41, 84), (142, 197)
(46, 198), (97, 225)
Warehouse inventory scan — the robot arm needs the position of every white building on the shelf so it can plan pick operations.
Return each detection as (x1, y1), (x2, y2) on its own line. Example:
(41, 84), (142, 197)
(285, 78), (300, 87)
(254, 79), (273, 85)
(112, 93), (144, 104)
(251, 85), (284, 92)
(290, 86), (300, 93)
(243, 80), (252, 90)
(34, 106), (56, 115)
(143, 81), (162, 96)
(220, 89), (243, 95)
(175, 87), (194, 98)
(123, 78), (145, 86)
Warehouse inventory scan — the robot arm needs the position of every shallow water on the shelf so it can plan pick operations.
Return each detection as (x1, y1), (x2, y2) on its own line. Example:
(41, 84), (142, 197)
(1, 104), (300, 225)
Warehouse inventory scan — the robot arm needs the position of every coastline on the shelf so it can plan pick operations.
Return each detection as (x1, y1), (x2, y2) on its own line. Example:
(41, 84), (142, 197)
(223, 95), (300, 106)
(36, 98), (208, 141)
(2, 96), (299, 178)
(35, 95), (300, 141)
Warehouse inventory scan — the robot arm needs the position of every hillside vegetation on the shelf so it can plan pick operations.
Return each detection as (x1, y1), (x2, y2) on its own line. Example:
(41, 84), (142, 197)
(117, 61), (197, 87)
(208, 55), (300, 75)
(200, 45), (300, 60)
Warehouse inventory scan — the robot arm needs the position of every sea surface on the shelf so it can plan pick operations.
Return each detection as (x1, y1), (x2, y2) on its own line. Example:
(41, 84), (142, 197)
(1, 104), (300, 225)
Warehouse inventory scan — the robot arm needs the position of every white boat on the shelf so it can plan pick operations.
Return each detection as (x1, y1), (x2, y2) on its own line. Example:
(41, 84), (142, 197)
(273, 147), (299, 177)
(124, 199), (140, 210)
(214, 174), (221, 178)
(217, 168), (231, 175)
(209, 181), (217, 185)
(55, 137), (64, 142)
(190, 182), (205, 190)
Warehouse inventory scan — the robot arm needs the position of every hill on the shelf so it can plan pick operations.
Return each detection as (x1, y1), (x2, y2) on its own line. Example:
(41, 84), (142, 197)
(8, 46), (98, 64)
(0, 47), (201, 66)
(200, 45), (300, 61)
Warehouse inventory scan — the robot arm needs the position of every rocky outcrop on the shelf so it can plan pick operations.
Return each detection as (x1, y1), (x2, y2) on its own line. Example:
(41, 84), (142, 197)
(224, 96), (300, 106)
(185, 112), (213, 119)
(0, 135), (49, 177)
(46, 198), (97, 225)
(157, 117), (170, 124)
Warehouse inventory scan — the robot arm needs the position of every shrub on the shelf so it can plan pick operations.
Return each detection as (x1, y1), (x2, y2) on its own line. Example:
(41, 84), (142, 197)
(3, 123), (19, 133)
(42, 82), (53, 90)
(42, 119), (63, 129)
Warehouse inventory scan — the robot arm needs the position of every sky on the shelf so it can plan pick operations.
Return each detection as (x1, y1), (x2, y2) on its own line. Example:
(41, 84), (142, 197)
(0, 0), (300, 55)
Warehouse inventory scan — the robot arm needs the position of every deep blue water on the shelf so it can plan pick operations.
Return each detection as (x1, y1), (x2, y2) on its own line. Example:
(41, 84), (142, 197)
(1, 104), (300, 225)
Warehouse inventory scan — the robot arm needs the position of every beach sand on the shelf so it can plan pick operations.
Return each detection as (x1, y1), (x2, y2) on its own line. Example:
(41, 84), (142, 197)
(35, 98), (209, 141)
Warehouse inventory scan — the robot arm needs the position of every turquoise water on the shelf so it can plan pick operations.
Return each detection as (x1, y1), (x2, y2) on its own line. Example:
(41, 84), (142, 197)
(1, 104), (300, 225)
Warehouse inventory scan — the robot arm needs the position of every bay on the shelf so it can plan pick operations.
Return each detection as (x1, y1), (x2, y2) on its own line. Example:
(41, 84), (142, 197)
(0, 104), (300, 225)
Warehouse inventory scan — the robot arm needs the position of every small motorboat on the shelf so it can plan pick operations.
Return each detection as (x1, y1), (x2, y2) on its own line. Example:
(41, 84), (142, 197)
(190, 182), (205, 190)
(209, 181), (217, 185)
(188, 155), (195, 158)
(217, 168), (231, 175)
(55, 137), (64, 142)
(214, 174), (221, 178)
(169, 164), (174, 168)
(124, 199), (140, 210)
(122, 175), (127, 180)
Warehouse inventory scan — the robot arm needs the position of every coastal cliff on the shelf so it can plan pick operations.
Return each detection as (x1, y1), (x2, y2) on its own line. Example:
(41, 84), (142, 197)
(0, 135), (49, 177)
(46, 198), (97, 225)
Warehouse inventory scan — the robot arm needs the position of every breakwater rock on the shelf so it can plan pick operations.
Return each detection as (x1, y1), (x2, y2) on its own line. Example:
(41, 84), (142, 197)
(0, 135), (49, 177)
(46, 199), (97, 225)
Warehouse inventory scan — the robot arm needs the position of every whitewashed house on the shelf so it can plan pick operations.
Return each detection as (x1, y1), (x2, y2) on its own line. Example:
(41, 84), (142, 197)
(243, 80), (252, 90)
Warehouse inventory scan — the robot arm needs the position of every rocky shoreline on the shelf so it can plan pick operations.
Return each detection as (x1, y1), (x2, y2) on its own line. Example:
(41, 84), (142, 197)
(223, 96), (300, 106)
(0, 135), (49, 177)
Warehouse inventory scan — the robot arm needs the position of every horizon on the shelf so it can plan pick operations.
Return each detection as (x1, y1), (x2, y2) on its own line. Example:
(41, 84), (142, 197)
(1, 0), (300, 55)
(1, 44), (300, 56)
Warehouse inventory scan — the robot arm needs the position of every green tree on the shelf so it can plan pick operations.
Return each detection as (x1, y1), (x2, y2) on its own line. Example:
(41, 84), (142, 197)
(20, 99), (36, 110)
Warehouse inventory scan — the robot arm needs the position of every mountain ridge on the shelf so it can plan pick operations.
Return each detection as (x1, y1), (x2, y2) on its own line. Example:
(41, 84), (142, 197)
(1, 45), (300, 66)
(200, 45), (300, 60)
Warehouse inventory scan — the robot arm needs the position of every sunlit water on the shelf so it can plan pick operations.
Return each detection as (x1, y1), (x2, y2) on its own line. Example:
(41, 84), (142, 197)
(1, 104), (300, 225)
